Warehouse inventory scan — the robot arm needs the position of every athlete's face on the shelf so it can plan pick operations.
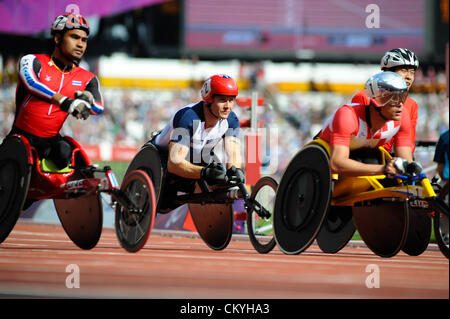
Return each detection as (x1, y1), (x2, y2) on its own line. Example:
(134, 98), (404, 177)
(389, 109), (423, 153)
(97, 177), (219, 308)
(210, 95), (236, 119)
(393, 66), (415, 90)
(381, 102), (403, 121)
(56, 29), (88, 61)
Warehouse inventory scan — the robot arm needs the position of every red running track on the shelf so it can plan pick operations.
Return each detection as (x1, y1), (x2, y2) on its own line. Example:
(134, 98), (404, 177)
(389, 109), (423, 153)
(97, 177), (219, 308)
(0, 221), (448, 299)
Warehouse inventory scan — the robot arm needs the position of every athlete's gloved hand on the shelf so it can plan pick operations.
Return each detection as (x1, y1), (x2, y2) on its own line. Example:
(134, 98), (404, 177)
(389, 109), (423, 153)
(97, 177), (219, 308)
(389, 158), (423, 177)
(393, 157), (409, 174)
(75, 90), (94, 106)
(226, 166), (245, 184)
(201, 162), (227, 186)
(405, 161), (423, 177)
(60, 96), (91, 120)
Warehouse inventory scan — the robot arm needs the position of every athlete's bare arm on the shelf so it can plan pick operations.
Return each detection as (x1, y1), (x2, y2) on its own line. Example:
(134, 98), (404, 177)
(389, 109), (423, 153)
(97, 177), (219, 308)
(224, 136), (242, 169)
(330, 145), (401, 177)
(167, 142), (203, 179)
(394, 146), (413, 162)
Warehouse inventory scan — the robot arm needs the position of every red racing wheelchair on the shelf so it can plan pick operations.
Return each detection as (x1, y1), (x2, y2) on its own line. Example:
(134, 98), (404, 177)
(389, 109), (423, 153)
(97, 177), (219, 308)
(0, 134), (156, 251)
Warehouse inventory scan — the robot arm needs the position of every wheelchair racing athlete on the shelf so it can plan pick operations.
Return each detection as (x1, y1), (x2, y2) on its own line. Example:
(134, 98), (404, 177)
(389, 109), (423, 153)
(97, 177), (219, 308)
(6, 13), (104, 170)
(318, 71), (413, 177)
(352, 48), (419, 154)
(151, 74), (245, 212)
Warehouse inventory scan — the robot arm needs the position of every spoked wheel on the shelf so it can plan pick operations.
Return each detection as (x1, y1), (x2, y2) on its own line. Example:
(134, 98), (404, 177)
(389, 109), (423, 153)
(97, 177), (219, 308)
(273, 144), (332, 255)
(247, 176), (278, 254)
(0, 137), (32, 244)
(433, 190), (449, 259)
(115, 169), (156, 252)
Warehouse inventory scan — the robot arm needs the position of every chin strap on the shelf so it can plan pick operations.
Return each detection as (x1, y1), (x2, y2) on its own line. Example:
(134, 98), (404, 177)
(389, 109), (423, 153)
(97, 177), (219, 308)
(367, 100), (389, 125)
(374, 106), (390, 122)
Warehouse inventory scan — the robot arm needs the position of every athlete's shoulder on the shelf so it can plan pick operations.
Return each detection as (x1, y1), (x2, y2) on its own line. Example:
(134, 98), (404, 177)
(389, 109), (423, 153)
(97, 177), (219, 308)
(404, 96), (418, 107)
(338, 103), (364, 114)
(19, 54), (44, 67)
(173, 102), (203, 128)
(226, 111), (240, 128)
(351, 90), (369, 105)
(73, 64), (96, 80)
(332, 103), (363, 125)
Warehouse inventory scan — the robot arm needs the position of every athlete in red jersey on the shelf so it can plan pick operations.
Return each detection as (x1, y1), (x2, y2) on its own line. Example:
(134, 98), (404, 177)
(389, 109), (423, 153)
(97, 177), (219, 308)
(8, 13), (104, 169)
(352, 48), (419, 153)
(319, 71), (413, 177)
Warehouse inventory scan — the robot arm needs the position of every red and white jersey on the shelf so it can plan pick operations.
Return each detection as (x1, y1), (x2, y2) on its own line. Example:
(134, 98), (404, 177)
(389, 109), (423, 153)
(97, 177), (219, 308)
(351, 90), (417, 152)
(13, 54), (104, 138)
(318, 103), (412, 150)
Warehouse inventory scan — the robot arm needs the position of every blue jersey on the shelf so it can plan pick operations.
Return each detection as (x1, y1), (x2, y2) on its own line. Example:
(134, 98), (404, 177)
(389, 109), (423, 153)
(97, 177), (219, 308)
(154, 101), (240, 165)
(434, 129), (449, 180)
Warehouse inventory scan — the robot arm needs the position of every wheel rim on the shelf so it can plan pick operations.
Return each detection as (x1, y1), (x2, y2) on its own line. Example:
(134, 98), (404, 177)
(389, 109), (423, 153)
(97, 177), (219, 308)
(116, 170), (155, 252)
(282, 169), (320, 231)
(437, 211), (449, 250)
(250, 180), (276, 247)
(118, 178), (151, 245)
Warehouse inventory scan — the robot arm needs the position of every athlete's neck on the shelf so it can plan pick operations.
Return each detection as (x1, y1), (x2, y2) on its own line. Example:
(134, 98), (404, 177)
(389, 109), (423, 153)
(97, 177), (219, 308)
(370, 107), (389, 132)
(203, 102), (220, 129)
(51, 51), (75, 71)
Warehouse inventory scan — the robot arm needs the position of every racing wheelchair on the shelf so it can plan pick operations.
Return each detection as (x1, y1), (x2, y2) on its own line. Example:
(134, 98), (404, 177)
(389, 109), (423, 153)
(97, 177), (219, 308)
(273, 138), (449, 258)
(117, 141), (277, 253)
(0, 134), (156, 251)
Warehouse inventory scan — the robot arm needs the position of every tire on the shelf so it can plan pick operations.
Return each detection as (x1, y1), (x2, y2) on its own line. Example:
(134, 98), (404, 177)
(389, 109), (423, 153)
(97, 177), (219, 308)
(273, 144), (332, 255)
(316, 205), (355, 254)
(0, 137), (32, 244)
(433, 194), (449, 259)
(247, 176), (278, 254)
(115, 169), (156, 252)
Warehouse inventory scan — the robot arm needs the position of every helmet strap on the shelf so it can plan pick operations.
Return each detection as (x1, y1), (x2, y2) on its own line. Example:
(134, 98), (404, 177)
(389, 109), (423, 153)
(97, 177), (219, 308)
(374, 105), (389, 122)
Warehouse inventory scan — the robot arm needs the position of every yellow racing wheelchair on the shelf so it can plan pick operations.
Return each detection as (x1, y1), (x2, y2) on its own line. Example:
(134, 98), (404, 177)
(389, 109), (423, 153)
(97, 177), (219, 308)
(273, 139), (449, 258)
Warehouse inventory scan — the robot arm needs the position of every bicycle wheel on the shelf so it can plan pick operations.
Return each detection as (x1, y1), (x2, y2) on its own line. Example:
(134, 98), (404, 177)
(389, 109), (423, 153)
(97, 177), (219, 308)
(115, 169), (156, 252)
(247, 176), (278, 254)
(433, 194), (449, 259)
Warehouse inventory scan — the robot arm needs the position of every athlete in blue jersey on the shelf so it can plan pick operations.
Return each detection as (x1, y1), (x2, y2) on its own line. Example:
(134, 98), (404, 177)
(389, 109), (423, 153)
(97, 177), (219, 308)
(153, 74), (244, 211)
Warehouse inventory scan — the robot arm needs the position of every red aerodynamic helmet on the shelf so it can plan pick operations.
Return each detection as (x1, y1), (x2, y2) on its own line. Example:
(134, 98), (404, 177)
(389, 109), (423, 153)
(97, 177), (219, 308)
(50, 13), (90, 36)
(201, 74), (238, 103)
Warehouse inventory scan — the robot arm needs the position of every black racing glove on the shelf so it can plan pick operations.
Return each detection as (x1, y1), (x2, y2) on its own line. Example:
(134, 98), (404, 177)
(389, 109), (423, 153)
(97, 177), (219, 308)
(393, 158), (423, 176)
(393, 157), (409, 174)
(75, 90), (94, 105)
(201, 162), (227, 186)
(60, 96), (91, 120)
(226, 166), (245, 184)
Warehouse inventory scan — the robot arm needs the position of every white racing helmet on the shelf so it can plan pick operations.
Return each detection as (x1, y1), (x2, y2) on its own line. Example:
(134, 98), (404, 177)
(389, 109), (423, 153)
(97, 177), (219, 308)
(380, 48), (419, 70)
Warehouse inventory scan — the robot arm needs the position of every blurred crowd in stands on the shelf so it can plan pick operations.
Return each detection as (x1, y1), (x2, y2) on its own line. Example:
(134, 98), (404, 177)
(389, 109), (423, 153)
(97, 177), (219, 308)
(1, 56), (448, 179)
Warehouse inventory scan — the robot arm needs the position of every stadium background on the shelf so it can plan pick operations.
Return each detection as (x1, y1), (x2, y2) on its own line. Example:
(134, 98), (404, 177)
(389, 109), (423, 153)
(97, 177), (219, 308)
(0, 0), (448, 234)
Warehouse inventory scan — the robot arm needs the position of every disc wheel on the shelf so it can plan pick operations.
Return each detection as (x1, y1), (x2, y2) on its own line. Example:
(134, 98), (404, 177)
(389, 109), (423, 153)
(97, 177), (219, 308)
(115, 169), (156, 252)
(401, 203), (432, 257)
(273, 144), (332, 255)
(247, 176), (278, 254)
(0, 161), (25, 243)
(353, 200), (409, 258)
(433, 192), (449, 259)
(316, 205), (355, 253)
(0, 137), (31, 244)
